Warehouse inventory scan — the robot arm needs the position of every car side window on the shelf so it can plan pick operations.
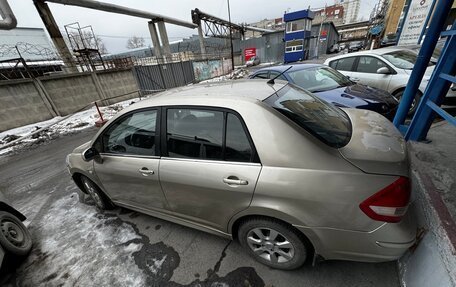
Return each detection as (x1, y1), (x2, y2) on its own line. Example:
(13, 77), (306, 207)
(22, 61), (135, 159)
(253, 72), (269, 79)
(328, 60), (338, 69)
(269, 71), (287, 81)
(167, 109), (223, 160)
(356, 56), (388, 73)
(334, 57), (356, 71)
(225, 113), (253, 162)
(99, 110), (157, 156)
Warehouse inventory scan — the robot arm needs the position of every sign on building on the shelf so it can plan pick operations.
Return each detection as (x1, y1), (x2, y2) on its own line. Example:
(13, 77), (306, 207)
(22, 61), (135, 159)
(244, 48), (256, 61)
(398, 0), (434, 46)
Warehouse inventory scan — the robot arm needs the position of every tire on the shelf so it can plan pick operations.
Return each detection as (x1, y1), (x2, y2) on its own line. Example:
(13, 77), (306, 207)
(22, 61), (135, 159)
(80, 176), (114, 210)
(393, 90), (422, 115)
(237, 218), (309, 270)
(0, 211), (32, 257)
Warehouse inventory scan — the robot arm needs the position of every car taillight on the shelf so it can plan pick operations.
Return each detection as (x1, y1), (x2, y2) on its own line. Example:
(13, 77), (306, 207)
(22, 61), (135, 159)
(359, 177), (411, 223)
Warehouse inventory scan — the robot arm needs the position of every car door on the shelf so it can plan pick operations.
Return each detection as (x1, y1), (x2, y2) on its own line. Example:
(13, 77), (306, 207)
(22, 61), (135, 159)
(159, 107), (262, 231)
(93, 108), (168, 210)
(350, 56), (393, 90)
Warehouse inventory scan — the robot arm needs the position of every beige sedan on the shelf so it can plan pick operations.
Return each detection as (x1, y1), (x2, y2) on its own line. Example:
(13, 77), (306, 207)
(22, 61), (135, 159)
(67, 80), (416, 270)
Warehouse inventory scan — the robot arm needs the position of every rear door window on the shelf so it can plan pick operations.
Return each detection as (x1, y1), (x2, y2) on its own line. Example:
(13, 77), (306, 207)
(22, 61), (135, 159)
(334, 57), (356, 71)
(167, 109), (223, 160)
(165, 108), (257, 162)
(269, 71), (287, 81)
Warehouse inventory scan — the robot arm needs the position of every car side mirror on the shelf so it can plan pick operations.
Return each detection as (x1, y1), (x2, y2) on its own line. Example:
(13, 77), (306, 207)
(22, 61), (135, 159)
(377, 67), (390, 74)
(82, 147), (100, 162)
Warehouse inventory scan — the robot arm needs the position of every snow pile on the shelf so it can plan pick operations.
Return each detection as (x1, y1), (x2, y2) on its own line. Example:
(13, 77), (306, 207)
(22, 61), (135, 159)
(200, 68), (250, 83)
(0, 98), (140, 156)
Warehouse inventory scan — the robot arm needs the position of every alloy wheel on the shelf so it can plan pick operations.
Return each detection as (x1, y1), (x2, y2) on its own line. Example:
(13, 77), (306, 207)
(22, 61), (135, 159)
(246, 227), (295, 264)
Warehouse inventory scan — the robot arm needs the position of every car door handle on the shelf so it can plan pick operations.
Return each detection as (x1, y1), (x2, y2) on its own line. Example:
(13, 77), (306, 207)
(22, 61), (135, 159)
(223, 177), (248, 186)
(139, 167), (155, 176)
(351, 77), (360, 82)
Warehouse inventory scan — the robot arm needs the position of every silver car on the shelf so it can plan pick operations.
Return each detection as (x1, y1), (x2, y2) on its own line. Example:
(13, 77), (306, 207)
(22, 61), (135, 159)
(67, 80), (416, 270)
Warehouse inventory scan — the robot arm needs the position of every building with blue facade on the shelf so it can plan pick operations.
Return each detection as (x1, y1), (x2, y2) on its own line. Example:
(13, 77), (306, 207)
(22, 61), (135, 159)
(283, 9), (314, 63)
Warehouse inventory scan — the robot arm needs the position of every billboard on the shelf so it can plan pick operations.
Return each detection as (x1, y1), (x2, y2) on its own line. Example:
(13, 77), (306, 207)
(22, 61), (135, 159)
(398, 0), (434, 46)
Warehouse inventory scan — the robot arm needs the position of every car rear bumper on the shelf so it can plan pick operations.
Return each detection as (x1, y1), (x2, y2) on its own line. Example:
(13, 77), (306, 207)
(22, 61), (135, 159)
(295, 211), (416, 262)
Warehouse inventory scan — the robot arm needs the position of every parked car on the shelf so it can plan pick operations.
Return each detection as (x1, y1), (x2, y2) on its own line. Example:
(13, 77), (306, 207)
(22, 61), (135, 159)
(0, 192), (32, 269)
(324, 47), (439, 114)
(339, 43), (347, 51)
(380, 33), (398, 47)
(246, 56), (260, 67)
(328, 43), (339, 54)
(67, 80), (416, 270)
(348, 41), (363, 53)
(249, 64), (398, 120)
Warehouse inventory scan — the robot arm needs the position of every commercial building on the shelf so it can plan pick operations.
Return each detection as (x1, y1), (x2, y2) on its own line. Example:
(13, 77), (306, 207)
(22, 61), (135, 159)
(341, 0), (360, 24)
(283, 9), (314, 63)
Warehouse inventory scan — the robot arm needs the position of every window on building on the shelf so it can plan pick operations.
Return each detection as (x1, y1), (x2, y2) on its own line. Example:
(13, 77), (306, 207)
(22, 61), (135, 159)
(286, 19), (305, 33)
(285, 40), (304, 53)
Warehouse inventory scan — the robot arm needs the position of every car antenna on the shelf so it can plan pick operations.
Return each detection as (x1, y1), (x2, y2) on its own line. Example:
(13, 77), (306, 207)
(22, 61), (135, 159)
(267, 66), (293, 85)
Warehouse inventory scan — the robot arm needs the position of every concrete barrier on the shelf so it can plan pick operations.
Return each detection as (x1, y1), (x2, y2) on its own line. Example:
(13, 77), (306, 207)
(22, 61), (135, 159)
(0, 68), (140, 132)
(0, 78), (55, 132)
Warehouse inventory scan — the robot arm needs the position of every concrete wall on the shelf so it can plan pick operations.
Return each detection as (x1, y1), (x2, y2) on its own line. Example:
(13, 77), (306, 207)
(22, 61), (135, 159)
(0, 69), (139, 132)
(0, 79), (54, 132)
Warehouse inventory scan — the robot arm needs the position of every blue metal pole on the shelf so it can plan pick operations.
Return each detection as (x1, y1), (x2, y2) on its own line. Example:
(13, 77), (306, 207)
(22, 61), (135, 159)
(417, 0), (437, 44)
(393, 0), (454, 129)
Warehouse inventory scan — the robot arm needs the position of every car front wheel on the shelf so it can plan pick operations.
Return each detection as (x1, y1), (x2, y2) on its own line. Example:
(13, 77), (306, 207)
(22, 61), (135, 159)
(0, 211), (32, 257)
(393, 90), (422, 115)
(80, 176), (114, 210)
(238, 218), (309, 270)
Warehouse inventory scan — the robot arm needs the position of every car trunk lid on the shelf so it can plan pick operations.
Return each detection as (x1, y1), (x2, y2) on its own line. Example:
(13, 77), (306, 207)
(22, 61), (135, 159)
(339, 108), (409, 177)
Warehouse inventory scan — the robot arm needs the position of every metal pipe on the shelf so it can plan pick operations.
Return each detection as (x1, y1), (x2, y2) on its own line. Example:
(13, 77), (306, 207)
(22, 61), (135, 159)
(44, 0), (197, 28)
(243, 26), (275, 33)
(0, 0), (17, 30)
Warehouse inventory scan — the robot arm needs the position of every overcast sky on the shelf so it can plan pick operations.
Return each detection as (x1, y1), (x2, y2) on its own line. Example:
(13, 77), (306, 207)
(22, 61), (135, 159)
(10, 0), (377, 53)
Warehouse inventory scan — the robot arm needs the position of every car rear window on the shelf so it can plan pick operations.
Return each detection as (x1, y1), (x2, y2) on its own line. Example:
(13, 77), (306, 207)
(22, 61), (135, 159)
(263, 84), (352, 148)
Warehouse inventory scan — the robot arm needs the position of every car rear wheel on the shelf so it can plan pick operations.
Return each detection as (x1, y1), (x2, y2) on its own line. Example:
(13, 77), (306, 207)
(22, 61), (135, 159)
(80, 176), (114, 210)
(0, 211), (32, 257)
(238, 218), (309, 270)
(393, 90), (422, 115)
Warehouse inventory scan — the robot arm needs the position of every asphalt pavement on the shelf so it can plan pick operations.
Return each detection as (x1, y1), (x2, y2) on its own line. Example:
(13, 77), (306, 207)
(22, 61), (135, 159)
(0, 128), (401, 286)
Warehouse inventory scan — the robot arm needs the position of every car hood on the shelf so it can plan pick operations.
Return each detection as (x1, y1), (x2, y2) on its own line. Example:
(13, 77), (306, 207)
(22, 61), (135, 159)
(314, 84), (397, 107)
(339, 108), (408, 177)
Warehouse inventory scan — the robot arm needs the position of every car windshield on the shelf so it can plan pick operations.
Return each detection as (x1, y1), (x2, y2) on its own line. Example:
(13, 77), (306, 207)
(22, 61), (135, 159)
(263, 84), (352, 148)
(287, 67), (352, 93)
(383, 50), (434, 69)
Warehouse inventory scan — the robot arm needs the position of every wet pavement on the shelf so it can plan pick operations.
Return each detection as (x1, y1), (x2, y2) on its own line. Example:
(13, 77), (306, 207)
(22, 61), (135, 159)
(0, 129), (400, 287)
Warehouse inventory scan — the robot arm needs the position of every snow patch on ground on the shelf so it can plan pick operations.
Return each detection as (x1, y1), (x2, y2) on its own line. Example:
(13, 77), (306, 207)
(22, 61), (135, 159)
(147, 255), (167, 275)
(0, 98), (141, 156)
(14, 192), (146, 286)
(200, 68), (250, 83)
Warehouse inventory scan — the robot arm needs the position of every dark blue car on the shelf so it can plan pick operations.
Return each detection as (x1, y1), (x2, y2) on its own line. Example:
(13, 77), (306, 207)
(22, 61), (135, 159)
(249, 64), (398, 120)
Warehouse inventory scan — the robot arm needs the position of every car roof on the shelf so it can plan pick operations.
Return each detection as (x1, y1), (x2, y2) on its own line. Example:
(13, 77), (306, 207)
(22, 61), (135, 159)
(129, 79), (287, 110)
(325, 47), (413, 61)
(254, 63), (323, 73)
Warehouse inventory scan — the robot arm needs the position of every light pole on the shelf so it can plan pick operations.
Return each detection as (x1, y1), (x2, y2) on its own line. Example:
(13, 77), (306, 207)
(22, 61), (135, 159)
(315, 4), (327, 59)
(227, 0), (234, 70)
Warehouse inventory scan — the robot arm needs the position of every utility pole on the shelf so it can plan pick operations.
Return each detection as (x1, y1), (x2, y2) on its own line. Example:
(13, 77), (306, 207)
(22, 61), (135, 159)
(227, 0), (234, 70)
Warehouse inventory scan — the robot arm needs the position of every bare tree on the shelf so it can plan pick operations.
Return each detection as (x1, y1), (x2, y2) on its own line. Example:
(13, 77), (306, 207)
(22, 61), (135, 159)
(126, 36), (146, 49)
(66, 31), (108, 55)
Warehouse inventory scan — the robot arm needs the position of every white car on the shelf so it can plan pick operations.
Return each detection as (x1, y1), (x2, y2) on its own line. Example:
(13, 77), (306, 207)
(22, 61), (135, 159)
(324, 47), (435, 113)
